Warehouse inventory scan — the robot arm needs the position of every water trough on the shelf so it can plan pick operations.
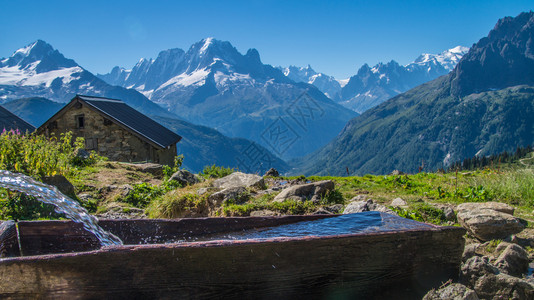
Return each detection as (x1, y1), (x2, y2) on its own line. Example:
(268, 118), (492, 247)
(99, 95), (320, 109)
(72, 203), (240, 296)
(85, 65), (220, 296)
(0, 212), (465, 299)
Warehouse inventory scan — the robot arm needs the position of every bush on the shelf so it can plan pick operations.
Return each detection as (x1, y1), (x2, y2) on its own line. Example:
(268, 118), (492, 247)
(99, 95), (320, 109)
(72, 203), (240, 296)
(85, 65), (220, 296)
(200, 165), (234, 179)
(0, 130), (85, 178)
(121, 183), (164, 208)
(147, 191), (208, 218)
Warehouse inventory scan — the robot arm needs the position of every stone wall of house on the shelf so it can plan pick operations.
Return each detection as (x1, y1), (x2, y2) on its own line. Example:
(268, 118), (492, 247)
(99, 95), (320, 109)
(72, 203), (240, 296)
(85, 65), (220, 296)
(43, 102), (176, 165)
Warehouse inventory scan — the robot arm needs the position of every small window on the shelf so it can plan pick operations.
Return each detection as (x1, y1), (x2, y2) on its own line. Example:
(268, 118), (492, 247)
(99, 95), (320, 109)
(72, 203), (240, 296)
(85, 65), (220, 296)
(103, 118), (113, 126)
(76, 114), (85, 129)
(85, 138), (97, 150)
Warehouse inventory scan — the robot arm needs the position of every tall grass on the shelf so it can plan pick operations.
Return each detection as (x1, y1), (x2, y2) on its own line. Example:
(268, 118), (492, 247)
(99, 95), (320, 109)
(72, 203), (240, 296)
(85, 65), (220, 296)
(469, 169), (534, 207)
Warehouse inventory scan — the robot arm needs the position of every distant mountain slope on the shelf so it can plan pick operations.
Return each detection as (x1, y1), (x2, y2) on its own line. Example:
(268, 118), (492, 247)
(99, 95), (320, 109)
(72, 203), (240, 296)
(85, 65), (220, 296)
(2, 97), (63, 127)
(0, 40), (173, 118)
(5, 97), (288, 173)
(98, 38), (357, 159)
(294, 11), (534, 176)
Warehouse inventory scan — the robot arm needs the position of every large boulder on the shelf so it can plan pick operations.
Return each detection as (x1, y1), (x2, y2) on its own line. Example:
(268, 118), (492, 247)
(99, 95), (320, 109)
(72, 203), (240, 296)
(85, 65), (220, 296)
(169, 170), (199, 186)
(212, 172), (264, 189)
(208, 186), (250, 207)
(456, 202), (525, 241)
(474, 273), (534, 300)
(422, 283), (479, 300)
(343, 198), (396, 215)
(42, 175), (75, 197)
(272, 180), (335, 203)
(461, 256), (500, 288)
(494, 244), (530, 277)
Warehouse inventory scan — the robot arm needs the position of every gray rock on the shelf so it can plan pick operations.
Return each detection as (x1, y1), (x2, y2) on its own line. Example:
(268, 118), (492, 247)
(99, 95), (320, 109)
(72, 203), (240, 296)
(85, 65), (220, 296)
(463, 243), (481, 263)
(250, 210), (278, 217)
(41, 175), (75, 197)
(76, 148), (91, 160)
(456, 202), (525, 241)
(325, 204), (344, 214)
(457, 202), (515, 215)
(264, 168), (280, 177)
(461, 256), (499, 288)
(390, 170), (404, 175)
(390, 197), (407, 207)
(125, 163), (163, 177)
(272, 180), (335, 203)
(96, 203), (146, 219)
(474, 273), (534, 300)
(313, 208), (332, 215)
(495, 244), (530, 277)
(208, 186), (249, 207)
(443, 207), (456, 221)
(423, 283), (479, 300)
(343, 199), (396, 215)
(169, 169), (199, 186)
(212, 172), (265, 189)
(120, 184), (134, 197)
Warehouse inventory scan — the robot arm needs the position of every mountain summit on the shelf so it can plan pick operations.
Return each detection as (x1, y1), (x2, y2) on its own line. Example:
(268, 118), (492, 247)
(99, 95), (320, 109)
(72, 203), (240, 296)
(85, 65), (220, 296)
(0, 40), (171, 117)
(295, 11), (534, 176)
(98, 38), (357, 159)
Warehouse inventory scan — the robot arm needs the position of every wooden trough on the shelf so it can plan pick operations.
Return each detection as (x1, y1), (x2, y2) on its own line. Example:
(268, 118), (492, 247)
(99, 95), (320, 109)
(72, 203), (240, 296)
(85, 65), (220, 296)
(0, 212), (465, 299)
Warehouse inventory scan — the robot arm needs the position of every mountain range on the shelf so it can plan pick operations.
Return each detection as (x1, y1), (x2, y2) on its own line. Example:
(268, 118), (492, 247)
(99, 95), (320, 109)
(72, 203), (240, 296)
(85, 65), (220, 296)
(295, 11), (534, 176)
(0, 41), (288, 173)
(97, 38), (358, 159)
(280, 46), (468, 114)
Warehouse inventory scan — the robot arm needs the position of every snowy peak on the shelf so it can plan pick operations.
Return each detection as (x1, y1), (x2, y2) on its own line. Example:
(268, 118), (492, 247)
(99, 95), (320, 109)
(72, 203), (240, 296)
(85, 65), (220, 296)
(0, 40), (84, 90)
(279, 65), (341, 100)
(1, 40), (78, 74)
(412, 46), (469, 71)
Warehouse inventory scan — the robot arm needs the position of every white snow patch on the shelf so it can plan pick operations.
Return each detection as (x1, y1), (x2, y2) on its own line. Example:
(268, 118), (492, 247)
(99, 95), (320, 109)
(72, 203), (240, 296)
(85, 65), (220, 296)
(443, 153), (452, 166)
(159, 69), (210, 88)
(337, 78), (350, 88)
(200, 37), (214, 54)
(214, 71), (254, 86)
(0, 65), (83, 87)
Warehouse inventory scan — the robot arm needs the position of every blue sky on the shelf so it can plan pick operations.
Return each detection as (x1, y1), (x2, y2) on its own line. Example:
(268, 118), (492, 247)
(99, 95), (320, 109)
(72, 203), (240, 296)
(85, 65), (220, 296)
(0, 0), (532, 79)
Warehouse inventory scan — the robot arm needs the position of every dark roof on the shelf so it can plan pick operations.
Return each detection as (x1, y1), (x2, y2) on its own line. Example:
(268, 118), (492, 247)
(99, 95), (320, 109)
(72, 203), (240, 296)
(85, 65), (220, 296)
(76, 95), (181, 148)
(0, 105), (35, 133)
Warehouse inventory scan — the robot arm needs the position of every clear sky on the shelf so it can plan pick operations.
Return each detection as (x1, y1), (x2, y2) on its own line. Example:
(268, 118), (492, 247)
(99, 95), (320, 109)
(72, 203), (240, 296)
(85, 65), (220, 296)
(0, 0), (532, 79)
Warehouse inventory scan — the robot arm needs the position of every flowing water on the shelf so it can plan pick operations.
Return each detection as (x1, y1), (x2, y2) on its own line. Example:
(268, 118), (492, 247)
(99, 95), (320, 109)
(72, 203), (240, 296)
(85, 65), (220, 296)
(0, 170), (122, 247)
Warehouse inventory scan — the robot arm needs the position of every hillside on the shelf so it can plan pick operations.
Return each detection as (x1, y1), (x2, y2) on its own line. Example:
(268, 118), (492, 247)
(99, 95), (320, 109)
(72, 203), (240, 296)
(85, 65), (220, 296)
(294, 12), (534, 176)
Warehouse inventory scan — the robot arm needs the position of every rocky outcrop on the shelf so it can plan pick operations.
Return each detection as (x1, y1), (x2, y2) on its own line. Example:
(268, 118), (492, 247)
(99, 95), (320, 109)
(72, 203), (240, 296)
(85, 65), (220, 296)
(474, 273), (533, 299)
(272, 180), (335, 203)
(264, 168), (279, 177)
(212, 172), (265, 189)
(423, 283), (479, 300)
(460, 243), (534, 299)
(169, 169), (199, 186)
(494, 244), (530, 277)
(456, 202), (525, 241)
(343, 198), (396, 215)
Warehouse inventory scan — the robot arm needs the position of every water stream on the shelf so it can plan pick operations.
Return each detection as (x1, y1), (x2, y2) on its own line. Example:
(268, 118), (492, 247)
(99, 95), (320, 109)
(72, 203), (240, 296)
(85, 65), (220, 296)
(0, 170), (122, 247)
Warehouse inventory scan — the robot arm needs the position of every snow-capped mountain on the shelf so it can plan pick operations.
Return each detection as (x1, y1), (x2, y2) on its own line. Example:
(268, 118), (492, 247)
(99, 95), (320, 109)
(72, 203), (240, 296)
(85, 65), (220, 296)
(0, 40), (289, 173)
(98, 38), (357, 159)
(339, 46), (469, 113)
(278, 65), (342, 100)
(0, 40), (172, 117)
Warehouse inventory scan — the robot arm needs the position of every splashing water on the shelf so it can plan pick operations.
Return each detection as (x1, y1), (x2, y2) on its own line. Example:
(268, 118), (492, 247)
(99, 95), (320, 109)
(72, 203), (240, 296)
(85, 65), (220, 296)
(0, 170), (122, 247)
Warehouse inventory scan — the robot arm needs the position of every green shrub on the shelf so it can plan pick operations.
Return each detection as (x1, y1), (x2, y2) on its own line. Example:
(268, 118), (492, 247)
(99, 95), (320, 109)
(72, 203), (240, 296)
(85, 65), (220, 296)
(121, 183), (164, 208)
(162, 155), (184, 180)
(200, 164), (234, 179)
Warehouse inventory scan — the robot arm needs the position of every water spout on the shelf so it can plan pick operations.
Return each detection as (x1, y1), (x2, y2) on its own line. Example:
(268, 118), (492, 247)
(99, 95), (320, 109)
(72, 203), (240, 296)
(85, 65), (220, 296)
(0, 170), (122, 247)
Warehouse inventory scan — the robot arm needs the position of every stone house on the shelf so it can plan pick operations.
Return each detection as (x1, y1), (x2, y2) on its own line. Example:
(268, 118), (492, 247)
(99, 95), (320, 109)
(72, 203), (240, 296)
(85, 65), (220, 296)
(0, 105), (35, 133)
(38, 95), (181, 166)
